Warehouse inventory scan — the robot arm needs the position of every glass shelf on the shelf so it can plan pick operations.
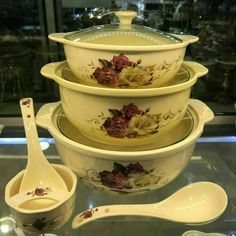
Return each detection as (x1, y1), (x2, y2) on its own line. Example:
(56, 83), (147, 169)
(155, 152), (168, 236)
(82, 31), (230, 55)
(0, 135), (236, 235)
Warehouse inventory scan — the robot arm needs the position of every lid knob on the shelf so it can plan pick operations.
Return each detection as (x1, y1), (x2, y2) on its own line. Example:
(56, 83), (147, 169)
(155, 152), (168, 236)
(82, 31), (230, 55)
(115, 11), (137, 28)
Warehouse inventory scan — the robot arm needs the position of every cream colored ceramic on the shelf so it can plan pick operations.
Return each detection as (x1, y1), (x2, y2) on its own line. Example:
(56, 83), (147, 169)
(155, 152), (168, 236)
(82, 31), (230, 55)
(57, 104), (194, 151)
(182, 231), (226, 236)
(36, 99), (214, 193)
(5, 164), (77, 233)
(72, 182), (227, 228)
(41, 61), (208, 147)
(19, 98), (67, 193)
(49, 11), (198, 88)
(62, 59), (191, 87)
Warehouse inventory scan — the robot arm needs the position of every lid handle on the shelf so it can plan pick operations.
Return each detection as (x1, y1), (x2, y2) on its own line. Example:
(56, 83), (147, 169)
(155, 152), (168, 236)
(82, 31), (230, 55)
(115, 11), (137, 28)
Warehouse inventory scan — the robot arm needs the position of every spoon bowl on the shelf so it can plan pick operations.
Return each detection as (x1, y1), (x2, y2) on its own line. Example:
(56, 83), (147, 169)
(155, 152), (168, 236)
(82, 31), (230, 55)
(72, 182), (228, 229)
(19, 98), (67, 196)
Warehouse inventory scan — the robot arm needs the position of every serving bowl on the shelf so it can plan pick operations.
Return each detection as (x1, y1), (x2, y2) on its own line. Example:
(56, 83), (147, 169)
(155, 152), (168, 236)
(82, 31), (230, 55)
(36, 99), (214, 193)
(5, 164), (77, 233)
(49, 11), (199, 88)
(41, 61), (208, 147)
(56, 102), (194, 152)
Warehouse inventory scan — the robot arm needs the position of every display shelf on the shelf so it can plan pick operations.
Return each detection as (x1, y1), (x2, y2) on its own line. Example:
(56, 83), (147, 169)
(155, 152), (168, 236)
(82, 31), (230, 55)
(0, 134), (236, 235)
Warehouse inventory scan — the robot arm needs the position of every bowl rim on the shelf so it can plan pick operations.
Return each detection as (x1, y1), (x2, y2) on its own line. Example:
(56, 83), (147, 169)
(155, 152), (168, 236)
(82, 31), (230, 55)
(5, 164), (77, 214)
(41, 61), (208, 97)
(36, 99), (214, 161)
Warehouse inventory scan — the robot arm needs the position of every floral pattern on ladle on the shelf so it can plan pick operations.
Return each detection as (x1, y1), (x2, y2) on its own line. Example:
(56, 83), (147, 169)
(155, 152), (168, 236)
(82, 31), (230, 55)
(27, 187), (52, 197)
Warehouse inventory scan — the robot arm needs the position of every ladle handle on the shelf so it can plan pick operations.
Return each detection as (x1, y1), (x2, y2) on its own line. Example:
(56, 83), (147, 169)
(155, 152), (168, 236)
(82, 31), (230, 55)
(20, 98), (42, 158)
(72, 204), (157, 229)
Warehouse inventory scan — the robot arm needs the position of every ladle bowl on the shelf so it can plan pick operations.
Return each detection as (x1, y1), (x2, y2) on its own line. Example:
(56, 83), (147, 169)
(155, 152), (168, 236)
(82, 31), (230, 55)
(5, 164), (77, 233)
(72, 182), (228, 229)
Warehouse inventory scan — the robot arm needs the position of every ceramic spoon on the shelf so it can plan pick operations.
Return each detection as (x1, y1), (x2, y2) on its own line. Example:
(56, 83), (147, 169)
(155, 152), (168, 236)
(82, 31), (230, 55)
(19, 98), (67, 194)
(72, 182), (227, 229)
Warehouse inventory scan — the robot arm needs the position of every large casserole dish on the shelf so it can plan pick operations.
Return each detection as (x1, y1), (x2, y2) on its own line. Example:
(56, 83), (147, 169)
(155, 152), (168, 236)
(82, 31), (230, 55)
(49, 11), (199, 88)
(41, 61), (208, 147)
(36, 99), (214, 193)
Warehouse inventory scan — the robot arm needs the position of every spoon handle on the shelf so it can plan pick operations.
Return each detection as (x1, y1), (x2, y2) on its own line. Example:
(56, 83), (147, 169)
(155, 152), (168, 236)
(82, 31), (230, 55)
(72, 204), (156, 229)
(20, 98), (43, 158)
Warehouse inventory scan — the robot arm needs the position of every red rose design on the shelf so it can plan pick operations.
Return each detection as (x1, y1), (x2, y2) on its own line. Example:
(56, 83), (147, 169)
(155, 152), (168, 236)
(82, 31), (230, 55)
(99, 170), (126, 189)
(127, 162), (145, 174)
(121, 103), (142, 120)
(34, 188), (46, 196)
(93, 67), (119, 87)
(82, 210), (93, 219)
(111, 54), (134, 71)
(103, 116), (128, 138)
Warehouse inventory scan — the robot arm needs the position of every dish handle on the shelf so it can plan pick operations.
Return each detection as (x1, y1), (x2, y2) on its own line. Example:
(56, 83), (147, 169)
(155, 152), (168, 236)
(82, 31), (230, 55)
(36, 102), (60, 129)
(172, 34), (199, 44)
(40, 62), (64, 81)
(184, 61), (208, 78)
(48, 33), (66, 43)
(189, 99), (214, 124)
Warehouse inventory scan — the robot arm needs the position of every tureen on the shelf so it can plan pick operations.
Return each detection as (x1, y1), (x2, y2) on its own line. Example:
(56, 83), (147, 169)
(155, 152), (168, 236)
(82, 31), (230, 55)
(41, 61), (208, 147)
(49, 11), (199, 88)
(36, 99), (214, 193)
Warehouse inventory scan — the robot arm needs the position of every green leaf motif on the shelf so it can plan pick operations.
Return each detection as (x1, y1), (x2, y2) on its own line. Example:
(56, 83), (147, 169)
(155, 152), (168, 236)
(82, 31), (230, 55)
(114, 162), (127, 174)
(98, 59), (112, 68)
(108, 109), (122, 117)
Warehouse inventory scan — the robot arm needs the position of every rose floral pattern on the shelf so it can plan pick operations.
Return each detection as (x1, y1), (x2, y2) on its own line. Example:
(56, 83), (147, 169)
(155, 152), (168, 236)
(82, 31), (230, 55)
(85, 162), (165, 191)
(23, 217), (56, 231)
(99, 162), (147, 189)
(21, 203), (75, 232)
(92, 54), (156, 87)
(75, 208), (99, 225)
(81, 208), (98, 219)
(87, 102), (185, 142)
(101, 103), (160, 138)
(27, 187), (51, 197)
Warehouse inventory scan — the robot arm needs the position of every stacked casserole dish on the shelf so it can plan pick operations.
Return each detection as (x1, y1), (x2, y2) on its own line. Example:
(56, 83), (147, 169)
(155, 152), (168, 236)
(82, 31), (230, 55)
(37, 11), (214, 193)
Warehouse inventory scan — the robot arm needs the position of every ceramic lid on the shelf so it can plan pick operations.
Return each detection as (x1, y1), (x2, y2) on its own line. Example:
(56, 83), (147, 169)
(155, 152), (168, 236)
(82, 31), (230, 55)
(56, 105), (196, 152)
(65, 11), (182, 46)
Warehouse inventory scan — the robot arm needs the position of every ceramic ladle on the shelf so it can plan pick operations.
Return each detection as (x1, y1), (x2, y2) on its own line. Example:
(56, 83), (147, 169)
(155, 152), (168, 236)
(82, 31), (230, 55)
(18, 98), (67, 199)
(72, 182), (227, 229)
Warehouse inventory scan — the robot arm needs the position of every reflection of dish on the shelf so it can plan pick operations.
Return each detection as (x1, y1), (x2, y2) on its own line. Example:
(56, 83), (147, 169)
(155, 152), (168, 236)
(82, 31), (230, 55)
(61, 62), (190, 88)
(182, 230), (226, 236)
(57, 105), (196, 151)
(215, 58), (236, 67)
